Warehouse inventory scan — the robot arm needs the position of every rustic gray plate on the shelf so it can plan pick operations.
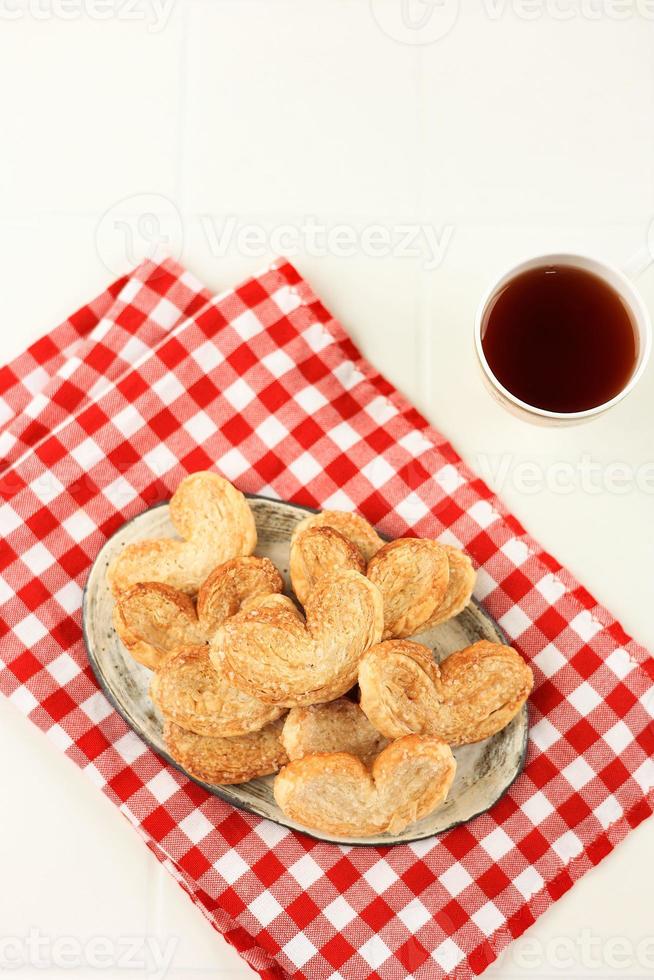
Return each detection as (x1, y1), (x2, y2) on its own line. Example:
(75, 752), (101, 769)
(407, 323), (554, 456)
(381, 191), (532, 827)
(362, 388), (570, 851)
(83, 495), (528, 846)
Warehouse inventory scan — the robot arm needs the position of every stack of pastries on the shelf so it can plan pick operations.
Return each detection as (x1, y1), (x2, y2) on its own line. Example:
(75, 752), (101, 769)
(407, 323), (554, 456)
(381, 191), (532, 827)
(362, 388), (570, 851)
(107, 471), (533, 838)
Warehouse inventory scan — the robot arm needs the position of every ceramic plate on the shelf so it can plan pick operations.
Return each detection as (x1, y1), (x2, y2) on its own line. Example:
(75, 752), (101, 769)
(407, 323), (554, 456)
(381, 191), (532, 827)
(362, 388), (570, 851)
(83, 495), (529, 846)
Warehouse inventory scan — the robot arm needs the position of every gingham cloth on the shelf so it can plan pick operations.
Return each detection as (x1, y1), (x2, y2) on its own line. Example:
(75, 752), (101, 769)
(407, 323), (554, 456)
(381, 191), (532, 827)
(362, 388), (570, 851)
(1, 258), (653, 980)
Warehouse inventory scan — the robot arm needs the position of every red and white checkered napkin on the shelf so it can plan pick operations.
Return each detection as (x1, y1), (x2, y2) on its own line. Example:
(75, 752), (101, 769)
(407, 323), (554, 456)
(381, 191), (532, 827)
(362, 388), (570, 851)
(1, 257), (653, 980)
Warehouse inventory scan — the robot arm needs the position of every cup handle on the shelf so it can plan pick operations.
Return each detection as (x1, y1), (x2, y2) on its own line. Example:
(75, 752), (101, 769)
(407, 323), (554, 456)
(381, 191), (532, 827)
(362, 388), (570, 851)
(622, 245), (652, 281)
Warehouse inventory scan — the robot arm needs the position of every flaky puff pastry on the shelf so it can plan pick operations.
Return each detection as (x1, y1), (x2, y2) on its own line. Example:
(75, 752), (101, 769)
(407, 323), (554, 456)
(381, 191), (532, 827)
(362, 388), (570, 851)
(107, 472), (257, 597)
(292, 530), (450, 639)
(289, 526), (365, 608)
(291, 510), (383, 564)
(367, 539), (450, 639)
(164, 717), (288, 785)
(359, 640), (533, 746)
(211, 570), (384, 707)
(113, 583), (205, 671)
(273, 735), (456, 836)
(151, 645), (284, 737)
(290, 512), (476, 638)
(281, 700), (388, 763)
(196, 556), (284, 635)
(423, 545), (476, 629)
(113, 556), (283, 670)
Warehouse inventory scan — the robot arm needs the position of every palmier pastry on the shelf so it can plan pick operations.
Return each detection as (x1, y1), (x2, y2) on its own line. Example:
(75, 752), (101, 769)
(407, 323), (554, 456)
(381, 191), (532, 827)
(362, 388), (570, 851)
(113, 583), (206, 670)
(273, 735), (456, 836)
(281, 700), (388, 763)
(359, 639), (533, 746)
(290, 511), (474, 637)
(423, 545), (476, 628)
(212, 569), (384, 707)
(197, 556), (283, 635)
(150, 645), (284, 737)
(107, 472), (257, 596)
(290, 510), (383, 564)
(164, 717), (288, 785)
(289, 526), (365, 608)
(113, 556), (283, 669)
(366, 538), (450, 639)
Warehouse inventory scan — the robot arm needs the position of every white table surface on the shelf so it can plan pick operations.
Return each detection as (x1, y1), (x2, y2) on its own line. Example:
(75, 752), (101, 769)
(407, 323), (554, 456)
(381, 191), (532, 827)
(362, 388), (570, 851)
(1, 5), (654, 978)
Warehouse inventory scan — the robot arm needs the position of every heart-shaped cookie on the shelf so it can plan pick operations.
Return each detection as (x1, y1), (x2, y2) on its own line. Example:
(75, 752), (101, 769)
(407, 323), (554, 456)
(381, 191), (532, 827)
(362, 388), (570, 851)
(367, 538), (450, 638)
(196, 555), (283, 635)
(151, 645), (284, 738)
(113, 583), (205, 670)
(281, 700), (388, 763)
(359, 639), (533, 746)
(273, 735), (456, 836)
(289, 525), (365, 607)
(212, 569), (384, 707)
(289, 510), (476, 638)
(113, 556), (283, 669)
(290, 510), (383, 563)
(164, 717), (288, 785)
(422, 545), (476, 628)
(107, 472), (257, 596)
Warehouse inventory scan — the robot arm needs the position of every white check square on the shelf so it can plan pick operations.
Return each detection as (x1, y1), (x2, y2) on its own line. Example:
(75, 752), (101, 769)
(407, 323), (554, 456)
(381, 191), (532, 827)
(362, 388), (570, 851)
(395, 492), (430, 525)
(179, 810), (214, 844)
(282, 934), (317, 969)
(184, 411), (218, 443)
(289, 452), (322, 483)
(224, 378), (256, 411)
(48, 653), (80, 686)
(568, 681), (602, 716)
(294, 385), (328, 414)
(22, 543), (54, 575)
(255, 416), (288, 449)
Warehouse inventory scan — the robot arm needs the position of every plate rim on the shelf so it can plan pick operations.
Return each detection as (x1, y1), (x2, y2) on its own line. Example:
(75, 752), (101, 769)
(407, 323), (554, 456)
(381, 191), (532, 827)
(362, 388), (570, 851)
(82, 492), (529, 846)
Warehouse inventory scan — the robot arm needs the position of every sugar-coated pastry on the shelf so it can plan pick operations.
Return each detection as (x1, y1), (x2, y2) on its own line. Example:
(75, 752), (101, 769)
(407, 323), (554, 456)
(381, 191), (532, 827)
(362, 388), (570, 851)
(150, 645), (284, 737)
(289, 513), (474, 637)
(359, 639), (533, 746)
(112, 556), (283, 669)
(112, 583), (206, 670)
(164, 717), (288, 785)
(366, 538), (450, 639)
(273, 735), (456, 836)
(281, 700), (388, 763)
(289, 526), (365, 607)
(424, 545), (476, 629)
(290, 510), (383, 564)
(213, 569), (384, 707)
(196, 556), (283, 636)
(105, 473), (531, 837)
(107, 472), (257, 596)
